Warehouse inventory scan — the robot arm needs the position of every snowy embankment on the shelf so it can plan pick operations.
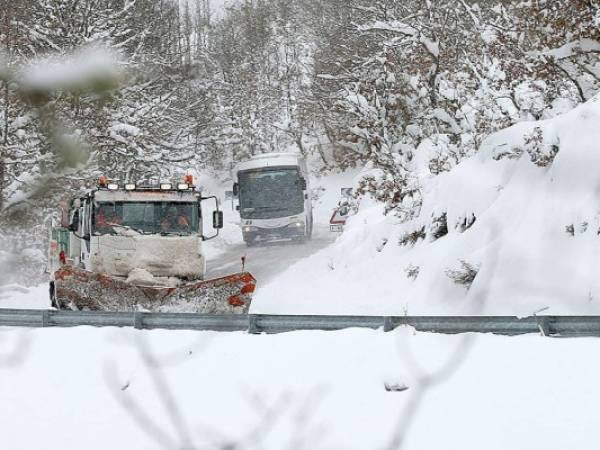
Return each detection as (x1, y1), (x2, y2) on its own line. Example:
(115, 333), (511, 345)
(0, 284), (49, 309)
(0, 326), (599, 450)
(254, 94), (600, 316)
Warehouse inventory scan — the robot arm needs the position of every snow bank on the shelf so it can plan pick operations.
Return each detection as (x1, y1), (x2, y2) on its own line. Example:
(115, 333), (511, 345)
(0, 283), (50, 309)
(0, 326), (599, 449)
(254, 94), (600, 316)
(0, 247), (47, 288)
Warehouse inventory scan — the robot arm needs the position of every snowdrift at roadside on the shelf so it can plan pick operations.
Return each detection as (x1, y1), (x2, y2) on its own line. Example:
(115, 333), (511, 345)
(253, 94), (600, 316)
(0, 283), (50, 309)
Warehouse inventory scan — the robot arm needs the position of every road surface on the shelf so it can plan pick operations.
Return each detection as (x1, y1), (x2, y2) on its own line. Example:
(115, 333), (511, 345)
(206, 224), (336, 286)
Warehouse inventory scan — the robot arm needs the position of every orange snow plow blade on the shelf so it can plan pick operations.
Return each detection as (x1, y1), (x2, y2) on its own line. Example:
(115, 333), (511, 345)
(53, 265), (255, 314)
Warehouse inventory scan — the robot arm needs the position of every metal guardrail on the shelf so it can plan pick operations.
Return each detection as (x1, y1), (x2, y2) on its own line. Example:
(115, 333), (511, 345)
(2, 308), (600, 336)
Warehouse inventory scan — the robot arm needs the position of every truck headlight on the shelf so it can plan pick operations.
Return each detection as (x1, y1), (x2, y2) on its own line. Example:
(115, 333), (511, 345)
(243, 226), (257, 232)
(288, 221), (304, 228)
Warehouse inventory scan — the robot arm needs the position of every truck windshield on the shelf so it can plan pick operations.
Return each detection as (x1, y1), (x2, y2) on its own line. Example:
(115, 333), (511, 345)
(238, 167), (304, 219)
(93, 201), (199, 235)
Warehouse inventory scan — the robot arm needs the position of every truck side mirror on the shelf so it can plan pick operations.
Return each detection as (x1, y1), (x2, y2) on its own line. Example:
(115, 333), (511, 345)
(200, 195), (222, 241)
(298, 178), (307, 190)
(60, 207), (70, 228)
(213, 210), (224, 229)
(69, 210), (79, 232)
(233, 183), (239, 197)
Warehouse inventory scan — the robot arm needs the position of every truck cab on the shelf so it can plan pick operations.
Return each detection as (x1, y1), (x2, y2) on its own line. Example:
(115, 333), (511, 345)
(233, 153), (313, 246)
(54, 176), (223, 283)
(47, 176), (258, 314)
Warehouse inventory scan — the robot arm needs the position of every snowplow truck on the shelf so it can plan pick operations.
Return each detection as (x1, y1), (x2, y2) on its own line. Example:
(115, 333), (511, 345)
(48, 176), (255, 313)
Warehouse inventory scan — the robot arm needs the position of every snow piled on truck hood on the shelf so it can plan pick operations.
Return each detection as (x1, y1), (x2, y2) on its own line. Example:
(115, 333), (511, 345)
(253, 94), (600, 316)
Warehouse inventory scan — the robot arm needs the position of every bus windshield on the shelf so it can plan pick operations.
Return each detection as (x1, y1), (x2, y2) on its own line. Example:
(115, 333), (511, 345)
(238, 167), (304, 219)
(93, 201), (199, 235)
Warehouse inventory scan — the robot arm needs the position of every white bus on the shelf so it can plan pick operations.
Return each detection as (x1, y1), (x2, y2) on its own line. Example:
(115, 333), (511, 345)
(233, 153), (313, 246)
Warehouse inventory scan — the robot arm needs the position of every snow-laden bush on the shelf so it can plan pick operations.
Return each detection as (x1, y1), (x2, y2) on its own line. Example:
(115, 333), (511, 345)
(445, 261), (479, 289)
(0, 248), (47, 287)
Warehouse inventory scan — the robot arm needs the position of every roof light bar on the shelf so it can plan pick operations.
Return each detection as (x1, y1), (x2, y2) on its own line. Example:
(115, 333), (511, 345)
(107, 183), (119, 190)
(124, 183), (136, 191)
(177, 183), (190, 190)
(160, 183), (172, 190)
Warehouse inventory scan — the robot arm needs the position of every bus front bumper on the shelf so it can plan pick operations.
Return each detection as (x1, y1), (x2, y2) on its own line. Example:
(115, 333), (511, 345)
(242, 224), (305, 242)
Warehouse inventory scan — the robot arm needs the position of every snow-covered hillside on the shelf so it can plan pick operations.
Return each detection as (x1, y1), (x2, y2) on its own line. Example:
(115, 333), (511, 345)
(254, 94), (600, 316)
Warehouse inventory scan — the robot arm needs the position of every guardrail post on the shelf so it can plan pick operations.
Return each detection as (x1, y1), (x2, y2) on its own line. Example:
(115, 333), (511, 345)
(248, 314), (259, 334)
(133, 312), (144, 330)
(536, 316), (550, 336)
(383, 317), (394, 332)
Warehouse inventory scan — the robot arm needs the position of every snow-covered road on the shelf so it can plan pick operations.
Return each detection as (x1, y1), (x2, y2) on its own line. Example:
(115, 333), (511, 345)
(0, 225), (337, 311)
(207, 224), (336, 287)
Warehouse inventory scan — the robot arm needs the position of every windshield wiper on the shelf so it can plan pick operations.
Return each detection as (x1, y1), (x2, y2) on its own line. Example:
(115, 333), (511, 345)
(112, 224), (157, 235)
(110, 224), (141, 236)
(159, 231), (191, 236)
(131, 227), (153, 235)
(93, 230), (117, 236)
